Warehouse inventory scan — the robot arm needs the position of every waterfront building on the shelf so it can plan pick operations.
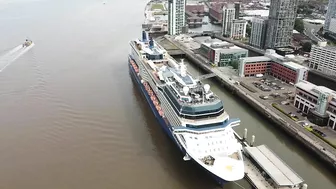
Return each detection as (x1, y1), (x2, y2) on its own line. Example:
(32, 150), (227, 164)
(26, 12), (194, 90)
(199, 41), (248, 67)
(309, 41), (336, 76)
(249, 17), (268, 49)
(265, 0), (298, 49)
(185, 3), (205, 15)
(324, 0), (336, 34)
(238, 50), (308, 84)
(294, 81), (336, 130)
(168, 0), (186, 35)
(230, 19), (247, 39)
(221, 4), (235, 37)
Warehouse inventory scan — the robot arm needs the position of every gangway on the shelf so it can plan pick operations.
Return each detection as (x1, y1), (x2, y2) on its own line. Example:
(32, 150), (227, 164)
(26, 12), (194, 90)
(196, 73), (217, 80)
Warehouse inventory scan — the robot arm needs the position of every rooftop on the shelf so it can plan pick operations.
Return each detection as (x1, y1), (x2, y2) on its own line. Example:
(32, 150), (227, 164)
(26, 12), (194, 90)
(241, 56), (272, 63)
(296, 81), (336, 97)
(244, 145), (304, 187)
(202, 40), (246, 52)
(282, 61), (306, 70)
(243, 9), (269, 17)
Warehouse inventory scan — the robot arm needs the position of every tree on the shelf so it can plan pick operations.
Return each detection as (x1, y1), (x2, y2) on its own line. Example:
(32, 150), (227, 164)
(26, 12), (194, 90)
(230, 60), (239, 69)
(302, 42), (312, 52)
(294, 19), (304, 33)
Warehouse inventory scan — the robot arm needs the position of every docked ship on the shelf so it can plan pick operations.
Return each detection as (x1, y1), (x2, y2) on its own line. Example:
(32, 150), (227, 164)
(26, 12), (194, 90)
(128, 31), (244, 184)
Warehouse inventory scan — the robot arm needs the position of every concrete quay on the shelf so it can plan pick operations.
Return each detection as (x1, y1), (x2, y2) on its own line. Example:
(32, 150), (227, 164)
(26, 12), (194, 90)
(162, 35), (336, 171)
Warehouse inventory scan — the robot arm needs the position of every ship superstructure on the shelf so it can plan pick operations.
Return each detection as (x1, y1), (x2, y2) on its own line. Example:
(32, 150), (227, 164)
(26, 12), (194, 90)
(128, 31), (244, 183)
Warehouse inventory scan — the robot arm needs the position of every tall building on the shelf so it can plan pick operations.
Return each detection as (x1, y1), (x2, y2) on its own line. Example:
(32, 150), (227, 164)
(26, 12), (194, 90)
(231, 19), (247, 39)
(168, 0), (186, 35)
(265, 0), (298, 49)
(309, 41), (336, 76)
(222, 4), (235, 37)
(249, 17), (268, 49)
(234, 2), (240, 19)
(324, 0), (336, 34)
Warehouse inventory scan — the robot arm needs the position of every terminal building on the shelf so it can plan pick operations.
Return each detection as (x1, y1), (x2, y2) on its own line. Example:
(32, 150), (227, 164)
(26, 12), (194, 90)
(294, 81), (336, 130)
(244, 145), (305, 189)
(238, 50), (309, 84)
(199, 40), (248, 67)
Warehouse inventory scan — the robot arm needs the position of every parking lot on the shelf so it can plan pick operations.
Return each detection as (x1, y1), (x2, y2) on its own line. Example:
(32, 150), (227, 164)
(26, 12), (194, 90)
(239, 75), (296, 102)
(238, 75), (336, 145)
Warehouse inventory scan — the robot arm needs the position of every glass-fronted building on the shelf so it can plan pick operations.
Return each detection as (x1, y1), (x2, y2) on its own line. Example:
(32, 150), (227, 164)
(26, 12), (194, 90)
(199, 41), (248, 67)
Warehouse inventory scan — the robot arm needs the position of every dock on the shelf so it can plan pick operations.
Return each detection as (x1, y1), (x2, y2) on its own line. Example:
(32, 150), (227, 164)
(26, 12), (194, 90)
(244, 145), (304, 189)
(154, 36), (186, 56)
(233, 131), (307, 189)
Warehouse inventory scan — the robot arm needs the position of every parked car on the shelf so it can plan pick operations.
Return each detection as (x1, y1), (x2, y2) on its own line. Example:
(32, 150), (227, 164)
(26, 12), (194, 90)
(299, 122), (309, 127)
(313, 129), (326, 137)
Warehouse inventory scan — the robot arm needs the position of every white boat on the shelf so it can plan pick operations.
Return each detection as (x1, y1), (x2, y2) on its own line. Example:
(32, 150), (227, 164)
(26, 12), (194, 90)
(128, 31), (244, 185)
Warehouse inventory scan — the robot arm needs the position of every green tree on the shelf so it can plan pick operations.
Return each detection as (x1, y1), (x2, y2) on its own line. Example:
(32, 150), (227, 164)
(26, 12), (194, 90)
(230, 60), (239, 69)
(302, 42), (312, 52)
(294, 19), (304, 33)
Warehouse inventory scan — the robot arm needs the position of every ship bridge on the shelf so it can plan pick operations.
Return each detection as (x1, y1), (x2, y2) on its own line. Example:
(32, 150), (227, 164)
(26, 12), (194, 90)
(172, 118), (240, 134)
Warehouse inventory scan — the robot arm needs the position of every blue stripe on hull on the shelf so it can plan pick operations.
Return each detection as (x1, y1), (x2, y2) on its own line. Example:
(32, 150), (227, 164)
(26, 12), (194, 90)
(128, 56), (227, 186)
(128, 57), (175, 142)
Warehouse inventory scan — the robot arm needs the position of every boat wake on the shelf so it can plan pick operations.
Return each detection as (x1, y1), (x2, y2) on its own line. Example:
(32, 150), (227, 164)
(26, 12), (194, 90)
(0, 41), (35, 72)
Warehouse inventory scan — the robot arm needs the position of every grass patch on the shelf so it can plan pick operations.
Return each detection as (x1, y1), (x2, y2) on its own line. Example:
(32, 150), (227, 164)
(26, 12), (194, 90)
(311, 130), (336, 149)
(153, 12), (166, 15)
(272, 104), (336, 149)
(151, 3), (164, 11)
(272, 103), (298, 121)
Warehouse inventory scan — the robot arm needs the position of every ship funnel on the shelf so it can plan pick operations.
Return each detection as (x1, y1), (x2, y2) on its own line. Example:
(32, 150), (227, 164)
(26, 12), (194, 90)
(149, 38), (154, 49)
(183, 86), (189, 95)
(204, 84), (210, 93)
(142, 31), (148, 42)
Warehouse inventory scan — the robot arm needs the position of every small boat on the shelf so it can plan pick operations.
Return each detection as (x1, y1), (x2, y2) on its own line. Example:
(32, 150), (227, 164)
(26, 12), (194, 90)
(23, 39), (33, 47)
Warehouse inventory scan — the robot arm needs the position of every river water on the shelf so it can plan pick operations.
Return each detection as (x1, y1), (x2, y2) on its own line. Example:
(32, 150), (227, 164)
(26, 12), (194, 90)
(0, 0), (334, 189)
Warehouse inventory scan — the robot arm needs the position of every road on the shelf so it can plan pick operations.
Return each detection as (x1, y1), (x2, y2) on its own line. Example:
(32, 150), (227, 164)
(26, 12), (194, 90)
(303, 21), (324, 43)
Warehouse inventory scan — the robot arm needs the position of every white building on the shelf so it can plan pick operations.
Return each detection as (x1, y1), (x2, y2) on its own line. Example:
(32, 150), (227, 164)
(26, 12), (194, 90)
(329, 18), (336, 34)
(222, 4), (235, 37)
(230, 19), (247, 39)
(309, 42), (336, 76)
(294, 81), (336, 130)
(168, 0), (186, 35)
(324, 0), (336, 34)
(249, 17), (268, 49)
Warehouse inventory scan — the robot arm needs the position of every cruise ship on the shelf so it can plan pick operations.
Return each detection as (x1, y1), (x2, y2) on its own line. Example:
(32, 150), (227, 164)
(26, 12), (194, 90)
(128, 31), (244, 185)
